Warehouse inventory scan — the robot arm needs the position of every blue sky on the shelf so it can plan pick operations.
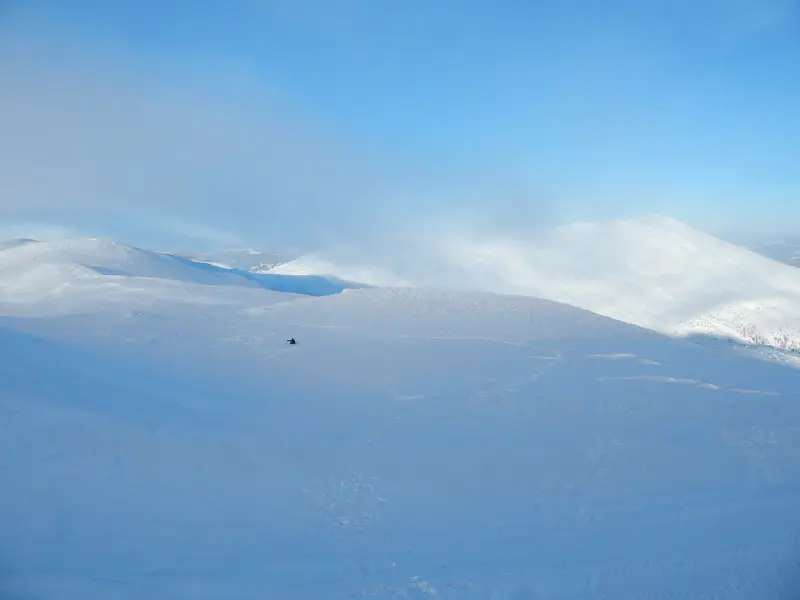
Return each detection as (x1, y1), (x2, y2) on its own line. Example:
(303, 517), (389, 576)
(0, 0), (798, 250)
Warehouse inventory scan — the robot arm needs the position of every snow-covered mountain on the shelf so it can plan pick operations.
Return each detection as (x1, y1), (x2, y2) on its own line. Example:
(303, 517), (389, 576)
(3, 222), (800, 598)
(0, 238), (364, 313)
(272, 215), (800, 350)
(0, 237), (261, 286)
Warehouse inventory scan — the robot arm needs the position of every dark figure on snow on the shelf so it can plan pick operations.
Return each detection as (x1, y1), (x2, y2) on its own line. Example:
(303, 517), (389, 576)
(287, 337), (296, 345)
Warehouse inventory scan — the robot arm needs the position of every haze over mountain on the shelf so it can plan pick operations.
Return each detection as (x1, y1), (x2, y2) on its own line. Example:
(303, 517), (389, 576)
(179, 248), (296, 273)
(272, 215), (800, 352)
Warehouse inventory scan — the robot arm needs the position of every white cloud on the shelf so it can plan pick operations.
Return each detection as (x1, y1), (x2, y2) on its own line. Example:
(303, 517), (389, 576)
(0, 16), (387, 249)
(0, 17), (560, 252)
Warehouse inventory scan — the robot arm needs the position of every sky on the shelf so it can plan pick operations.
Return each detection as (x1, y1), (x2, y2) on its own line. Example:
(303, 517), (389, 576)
(0, 0), (799, 252)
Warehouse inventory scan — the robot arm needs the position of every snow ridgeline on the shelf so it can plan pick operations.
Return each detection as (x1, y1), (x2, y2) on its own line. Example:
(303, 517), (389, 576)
(271, 215), (800, 353)
(0, 238), (366, 309)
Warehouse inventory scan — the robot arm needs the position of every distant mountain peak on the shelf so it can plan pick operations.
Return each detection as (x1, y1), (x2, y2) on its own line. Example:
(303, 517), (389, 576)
(271, 215), (800, 347)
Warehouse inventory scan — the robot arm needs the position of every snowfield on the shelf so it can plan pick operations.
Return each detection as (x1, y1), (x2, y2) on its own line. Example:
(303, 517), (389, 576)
(2, 230), (800, 598)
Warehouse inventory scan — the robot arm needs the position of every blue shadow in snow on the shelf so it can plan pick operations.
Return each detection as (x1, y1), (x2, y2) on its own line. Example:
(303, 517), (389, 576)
(168, 254), (369, 297)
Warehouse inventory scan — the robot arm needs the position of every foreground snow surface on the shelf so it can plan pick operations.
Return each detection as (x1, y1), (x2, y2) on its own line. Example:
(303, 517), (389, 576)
(2, 285), (800, 599)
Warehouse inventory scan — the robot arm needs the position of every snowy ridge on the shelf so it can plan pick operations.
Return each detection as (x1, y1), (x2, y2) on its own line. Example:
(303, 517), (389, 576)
(0, 238), (364, 309)
(0, 238), (261, 285)
(272, 215), (800, 345)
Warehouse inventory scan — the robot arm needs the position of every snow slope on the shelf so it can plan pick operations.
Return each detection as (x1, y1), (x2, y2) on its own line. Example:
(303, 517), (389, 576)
(2, 269), (800, 599)
(0, 238), (363, 312)
(0, 238), (256, 284)
(272, 216), (800, 345)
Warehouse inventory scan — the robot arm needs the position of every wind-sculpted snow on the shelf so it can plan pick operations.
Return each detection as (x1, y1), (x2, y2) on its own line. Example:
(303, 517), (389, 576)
(1, 284), (800, 599)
